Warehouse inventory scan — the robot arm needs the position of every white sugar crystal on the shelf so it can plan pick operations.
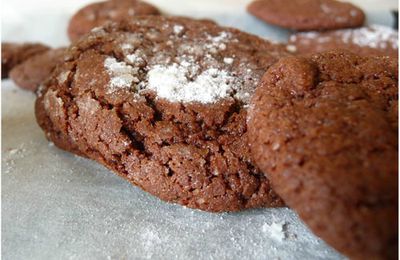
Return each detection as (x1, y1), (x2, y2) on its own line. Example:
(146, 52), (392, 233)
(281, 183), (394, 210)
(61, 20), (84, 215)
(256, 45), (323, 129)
(204, 31), (232, 54)
(286, 45), (297, 53)
(91, 27), (103, 32)
(209, 31), (231, 43)
(147, 63), (237, 103)
(223, 57), (234, 64)
(57, 71), (70, 84)
(121, 43), (133, 50)
(126, 54), (138, 63)
(173, 25), (184, 35)
(104, 57), (137, 92)
(262, 221), (287, 242)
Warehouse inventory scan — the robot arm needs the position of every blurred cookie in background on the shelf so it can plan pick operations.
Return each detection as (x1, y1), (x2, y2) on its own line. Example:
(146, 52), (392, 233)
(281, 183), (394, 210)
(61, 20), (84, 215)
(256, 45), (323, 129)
(10, 48), (66, 92)
(68, 0), (161, 42)
(288, 25), (398, 57)
(247, 0), (365, 31)
(2, 42), (50, 79)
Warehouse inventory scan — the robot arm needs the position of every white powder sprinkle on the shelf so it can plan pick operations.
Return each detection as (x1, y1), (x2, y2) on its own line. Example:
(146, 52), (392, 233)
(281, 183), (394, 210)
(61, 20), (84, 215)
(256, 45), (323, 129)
(209, 31), (231, 43)
(262, 221), (287, 242)
(147, 63), (237, 103)
(223, 57), (234, 64)
(204, 31), (231, 53)
(294, 24), (398, 50)
(121, 43), (133, 50)
(104, 57), (138, 92)
(57, 71), (70, 84)
(286, 45), (297, 53)
(344, 24), (398, 49)
(173, 25), (184, 35)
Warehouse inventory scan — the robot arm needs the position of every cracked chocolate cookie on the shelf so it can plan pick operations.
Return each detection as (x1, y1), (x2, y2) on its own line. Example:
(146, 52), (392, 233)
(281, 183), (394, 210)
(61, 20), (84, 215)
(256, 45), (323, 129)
(288, 25), (398, 58)
(2, 42), (50, 79)
(247, 0), (365, 31)
(68, 0), (161, 42)
(248, 51), (398, 259)
(10, 47), (66, 92)
(35, 16), (289, 212)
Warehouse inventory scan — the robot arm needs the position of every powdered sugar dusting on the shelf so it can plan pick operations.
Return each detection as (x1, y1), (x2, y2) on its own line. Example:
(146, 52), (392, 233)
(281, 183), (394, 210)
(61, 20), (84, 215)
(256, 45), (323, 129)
(147, 64), (237, 103)
(292, 24), (398, 50)
(104, 57), (139, 93)
(344, 24), (398, 49)
(103, 27), (260, 103)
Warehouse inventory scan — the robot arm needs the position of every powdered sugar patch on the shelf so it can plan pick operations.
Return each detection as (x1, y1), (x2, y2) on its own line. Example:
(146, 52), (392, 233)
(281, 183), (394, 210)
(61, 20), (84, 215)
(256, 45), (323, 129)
(343, 24), (398, 49)
(147, 63), (237, 103)
(292, 24), (398, 50)
(104, 57), (139, 93)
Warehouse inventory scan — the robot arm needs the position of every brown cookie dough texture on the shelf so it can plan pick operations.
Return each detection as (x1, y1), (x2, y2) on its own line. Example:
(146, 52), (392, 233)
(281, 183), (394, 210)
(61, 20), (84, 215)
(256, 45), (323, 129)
(67, 0), (161, 42)
(36, 16), (290, 212)
(10, 48), (66, 92)
(288, 25), (399, 58)
(247, 0), (365, 31)
(248, 51), (398, 259)
(1, 42), (50, 79)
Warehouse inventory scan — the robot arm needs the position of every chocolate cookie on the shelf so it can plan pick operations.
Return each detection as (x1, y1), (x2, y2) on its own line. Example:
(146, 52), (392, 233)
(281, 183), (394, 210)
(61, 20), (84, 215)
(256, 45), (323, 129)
(67, 0), (161, 42)
(247, 0), (365, 31)
(1, 42), (49, 79)
(248, 51), (398, 259)
(10, 48), (66, 92)
(288, 24), (398, 58)
(36, 16), (289, 212)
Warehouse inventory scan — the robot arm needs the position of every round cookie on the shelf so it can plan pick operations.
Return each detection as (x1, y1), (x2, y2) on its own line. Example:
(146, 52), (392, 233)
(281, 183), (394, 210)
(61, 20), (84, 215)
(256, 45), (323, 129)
(288, 24), (398, 58)
(10, 48), (66, 92)
(67, 0), (161, 42)
(36, 16), (289, 212)
(1, 42), (50, 79)
(248, 51), (398, 259)
(247, 0), (365, 31)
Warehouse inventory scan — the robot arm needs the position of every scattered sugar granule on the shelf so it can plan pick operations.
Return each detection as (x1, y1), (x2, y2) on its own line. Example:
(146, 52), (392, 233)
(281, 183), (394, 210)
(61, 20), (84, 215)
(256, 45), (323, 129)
(204, 31), (232, 53)
(57, 71), (70, 84)
(173, 25), (184, 35)
(223, 57), (234, 64)
(121, 43), (133, 51)
(262, 221), (288, 242)
(286, 45), (297, 53)
(147, 63), (237, 104)
(208, 31), (231, 43)
(104, 57), (139, 92)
